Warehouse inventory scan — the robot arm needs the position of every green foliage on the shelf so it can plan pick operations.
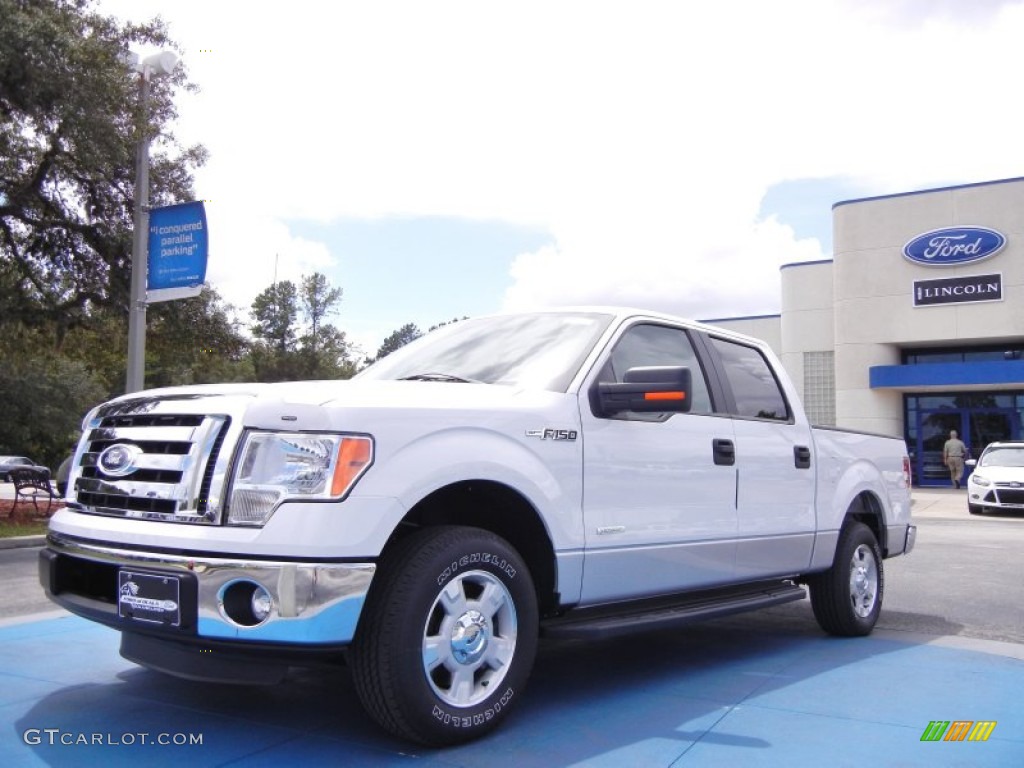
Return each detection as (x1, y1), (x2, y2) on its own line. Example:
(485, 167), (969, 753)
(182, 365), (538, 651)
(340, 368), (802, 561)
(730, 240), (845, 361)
(0, 0), (206, 332)
(146, 285), (252, 387)
(0, 337), (105, 469)
(300, 272), (342, 353)
(428, 316), (468, 332)
(250, 272), (356, 381)
(374, 323), (423, 362)
(251, 280), (298, 353)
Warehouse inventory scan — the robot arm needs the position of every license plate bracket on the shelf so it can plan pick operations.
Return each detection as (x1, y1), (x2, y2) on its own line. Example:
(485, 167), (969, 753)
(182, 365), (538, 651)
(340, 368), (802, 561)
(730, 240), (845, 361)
(118, 570), (182, 627)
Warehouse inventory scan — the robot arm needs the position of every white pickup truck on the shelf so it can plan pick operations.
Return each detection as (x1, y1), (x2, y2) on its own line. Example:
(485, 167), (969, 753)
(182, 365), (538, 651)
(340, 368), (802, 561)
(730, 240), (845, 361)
(41, 308), (915, 745)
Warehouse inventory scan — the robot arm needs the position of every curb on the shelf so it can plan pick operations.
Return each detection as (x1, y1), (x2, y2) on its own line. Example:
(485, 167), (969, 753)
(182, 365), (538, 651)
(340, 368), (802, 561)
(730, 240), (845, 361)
(0, 535), (46, 550)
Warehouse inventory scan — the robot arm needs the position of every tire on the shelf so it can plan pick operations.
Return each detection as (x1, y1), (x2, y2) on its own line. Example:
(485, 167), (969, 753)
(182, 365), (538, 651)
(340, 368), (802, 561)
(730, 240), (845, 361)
(350, 526), (538, 746)
(809, 522), (884, 637)
(968, 504), (984, 516)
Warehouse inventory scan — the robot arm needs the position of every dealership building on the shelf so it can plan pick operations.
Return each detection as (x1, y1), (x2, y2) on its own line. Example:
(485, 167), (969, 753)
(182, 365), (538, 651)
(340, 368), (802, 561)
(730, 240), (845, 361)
(711, 176), (1024, 487)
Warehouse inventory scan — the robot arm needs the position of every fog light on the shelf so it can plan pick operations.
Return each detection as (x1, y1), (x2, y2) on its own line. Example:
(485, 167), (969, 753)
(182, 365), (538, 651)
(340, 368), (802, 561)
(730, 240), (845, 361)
(251, 585), (272, 622)
(221, 581), (273, 626)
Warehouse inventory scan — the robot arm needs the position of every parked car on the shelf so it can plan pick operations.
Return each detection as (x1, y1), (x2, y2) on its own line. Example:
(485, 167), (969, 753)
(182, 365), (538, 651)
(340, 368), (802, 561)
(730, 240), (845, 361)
(0, 456), (38, 482)
(966, 441), (1024, 515)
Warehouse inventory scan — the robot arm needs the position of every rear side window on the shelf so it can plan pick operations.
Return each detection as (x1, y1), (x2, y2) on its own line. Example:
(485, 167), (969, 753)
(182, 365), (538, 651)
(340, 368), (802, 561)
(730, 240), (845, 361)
(710, 337), (790, 422)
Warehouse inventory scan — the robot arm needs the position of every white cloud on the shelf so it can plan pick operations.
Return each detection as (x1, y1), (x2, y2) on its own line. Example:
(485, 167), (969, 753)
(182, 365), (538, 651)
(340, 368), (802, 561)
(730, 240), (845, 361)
(99, 0), (1024, 324)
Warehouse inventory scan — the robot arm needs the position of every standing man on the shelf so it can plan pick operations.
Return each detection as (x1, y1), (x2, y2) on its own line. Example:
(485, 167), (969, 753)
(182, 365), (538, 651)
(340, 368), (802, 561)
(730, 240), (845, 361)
(943, 429), (968, 489)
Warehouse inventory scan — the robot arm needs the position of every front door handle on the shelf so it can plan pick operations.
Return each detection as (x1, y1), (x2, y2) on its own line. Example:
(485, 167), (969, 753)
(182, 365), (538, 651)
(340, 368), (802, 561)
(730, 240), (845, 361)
(713, 438), (735, 466)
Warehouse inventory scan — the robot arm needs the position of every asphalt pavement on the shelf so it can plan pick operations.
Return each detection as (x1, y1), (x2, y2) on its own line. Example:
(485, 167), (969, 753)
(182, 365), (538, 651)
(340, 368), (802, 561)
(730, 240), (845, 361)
(0, 488), (1021, 766)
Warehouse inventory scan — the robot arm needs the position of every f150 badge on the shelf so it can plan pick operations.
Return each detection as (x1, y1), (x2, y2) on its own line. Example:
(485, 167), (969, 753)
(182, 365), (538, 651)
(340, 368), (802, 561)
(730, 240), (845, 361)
(525, 428), (578, 441)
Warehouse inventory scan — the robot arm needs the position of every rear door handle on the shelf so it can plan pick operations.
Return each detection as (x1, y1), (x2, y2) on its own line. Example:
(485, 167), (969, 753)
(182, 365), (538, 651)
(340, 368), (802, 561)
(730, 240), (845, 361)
(794, 445), (812, 469)
(713, 438), (735, 466)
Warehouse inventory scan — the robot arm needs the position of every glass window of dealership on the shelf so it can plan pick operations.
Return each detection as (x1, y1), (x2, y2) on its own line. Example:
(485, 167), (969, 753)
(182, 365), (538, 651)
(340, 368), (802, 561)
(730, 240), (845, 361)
(711, 176), (1024, 486)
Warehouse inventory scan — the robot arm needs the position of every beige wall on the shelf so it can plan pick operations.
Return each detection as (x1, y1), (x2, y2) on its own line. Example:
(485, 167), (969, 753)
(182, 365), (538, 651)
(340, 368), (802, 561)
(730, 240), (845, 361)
(831, 178), (1024, 436)
(708, 177), (1024, 438)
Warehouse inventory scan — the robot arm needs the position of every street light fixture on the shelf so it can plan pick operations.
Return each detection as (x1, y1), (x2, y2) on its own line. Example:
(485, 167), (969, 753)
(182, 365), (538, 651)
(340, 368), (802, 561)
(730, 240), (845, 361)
(125, 49), (180, 394)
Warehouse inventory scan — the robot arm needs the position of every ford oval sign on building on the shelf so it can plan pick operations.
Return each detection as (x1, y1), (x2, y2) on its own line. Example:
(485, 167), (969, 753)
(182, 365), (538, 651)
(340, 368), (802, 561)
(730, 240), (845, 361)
(903, 226), (1005, 266)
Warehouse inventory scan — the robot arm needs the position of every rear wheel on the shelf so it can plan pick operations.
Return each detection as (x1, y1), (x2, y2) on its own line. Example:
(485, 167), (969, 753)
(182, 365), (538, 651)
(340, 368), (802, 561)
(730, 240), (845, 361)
(809, 522), (883, 637)
(350, 526), (538, 746)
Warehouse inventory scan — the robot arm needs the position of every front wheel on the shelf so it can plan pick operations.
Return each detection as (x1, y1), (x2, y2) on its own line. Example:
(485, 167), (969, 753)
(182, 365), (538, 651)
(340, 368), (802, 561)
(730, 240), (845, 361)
(350, 526), (538, 746)
(968, 504), (985, 515)
(808, 521), (884, 637)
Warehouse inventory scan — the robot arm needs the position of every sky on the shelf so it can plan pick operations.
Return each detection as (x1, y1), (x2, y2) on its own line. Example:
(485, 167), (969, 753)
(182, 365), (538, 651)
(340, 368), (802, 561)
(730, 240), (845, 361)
(98, 0), (1024, 358)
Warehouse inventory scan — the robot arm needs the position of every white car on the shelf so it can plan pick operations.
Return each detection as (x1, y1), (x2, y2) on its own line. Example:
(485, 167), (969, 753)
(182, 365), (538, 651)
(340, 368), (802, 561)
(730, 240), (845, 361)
(967, 441), (1024, 515)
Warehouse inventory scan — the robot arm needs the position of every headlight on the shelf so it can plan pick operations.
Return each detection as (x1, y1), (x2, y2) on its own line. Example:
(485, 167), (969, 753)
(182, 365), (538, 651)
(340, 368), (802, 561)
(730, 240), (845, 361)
(227, 432), (373, 525)
(971, 473), (990, 487)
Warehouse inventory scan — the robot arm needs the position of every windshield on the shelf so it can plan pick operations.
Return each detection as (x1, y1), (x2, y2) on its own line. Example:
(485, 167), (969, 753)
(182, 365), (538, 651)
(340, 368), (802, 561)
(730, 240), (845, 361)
(980, 447), (1024, 468)
(358, 312), (614, 392)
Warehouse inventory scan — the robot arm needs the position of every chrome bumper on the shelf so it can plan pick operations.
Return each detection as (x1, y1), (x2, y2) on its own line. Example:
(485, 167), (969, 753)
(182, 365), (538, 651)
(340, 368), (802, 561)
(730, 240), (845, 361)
(44, 533), (374, 645)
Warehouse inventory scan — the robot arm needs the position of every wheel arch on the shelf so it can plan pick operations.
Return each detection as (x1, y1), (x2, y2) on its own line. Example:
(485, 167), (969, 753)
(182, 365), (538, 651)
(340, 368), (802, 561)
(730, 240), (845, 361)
(380, 480), (559, 616)
(843, 491), (887, 553)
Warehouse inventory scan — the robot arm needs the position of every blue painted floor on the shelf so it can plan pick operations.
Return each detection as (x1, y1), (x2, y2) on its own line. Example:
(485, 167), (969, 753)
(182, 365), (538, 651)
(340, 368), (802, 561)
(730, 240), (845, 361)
(1, 612), (1021, 766)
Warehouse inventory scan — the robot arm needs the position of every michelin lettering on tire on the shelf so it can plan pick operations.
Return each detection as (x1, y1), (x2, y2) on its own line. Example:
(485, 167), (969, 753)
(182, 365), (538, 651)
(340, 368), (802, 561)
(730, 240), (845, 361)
(437, 552), (517, 586)
(431, 687), (515, 730)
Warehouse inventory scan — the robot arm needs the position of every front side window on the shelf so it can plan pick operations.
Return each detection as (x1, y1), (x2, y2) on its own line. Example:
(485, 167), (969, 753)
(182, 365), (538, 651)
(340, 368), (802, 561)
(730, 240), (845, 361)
(596, 323), (713, 416)
(710, 337), (790, 422)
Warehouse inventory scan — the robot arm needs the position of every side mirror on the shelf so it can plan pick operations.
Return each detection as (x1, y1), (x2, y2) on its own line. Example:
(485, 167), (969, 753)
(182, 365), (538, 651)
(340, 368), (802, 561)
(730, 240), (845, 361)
(965, 459), (977, 468)
(596, 366), (692, 417)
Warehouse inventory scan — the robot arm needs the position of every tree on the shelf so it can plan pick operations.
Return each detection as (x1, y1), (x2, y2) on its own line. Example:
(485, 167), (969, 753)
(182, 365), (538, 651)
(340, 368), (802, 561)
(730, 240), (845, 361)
(298, 325), (359, 380)
(0, 0), (206, 338)
(251, 280), (299, 353)
(0, 336), (105, 470)
(249, 273), (357, 382)
(299, 272), (342, 355)
(374, 323), (422, 361)
(146, 286), (252, 387)
(428, 316), (468, 332)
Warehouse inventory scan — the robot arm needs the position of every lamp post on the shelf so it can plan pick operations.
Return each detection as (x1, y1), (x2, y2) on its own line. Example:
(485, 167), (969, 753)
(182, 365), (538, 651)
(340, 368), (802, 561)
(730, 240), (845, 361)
(125, 50), (179, 394)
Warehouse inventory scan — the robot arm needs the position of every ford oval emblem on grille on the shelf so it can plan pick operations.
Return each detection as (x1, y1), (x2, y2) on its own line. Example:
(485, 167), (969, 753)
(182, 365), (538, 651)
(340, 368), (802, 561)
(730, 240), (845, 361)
(98, 444), (143, 477)
(903, 226), (1005, 266)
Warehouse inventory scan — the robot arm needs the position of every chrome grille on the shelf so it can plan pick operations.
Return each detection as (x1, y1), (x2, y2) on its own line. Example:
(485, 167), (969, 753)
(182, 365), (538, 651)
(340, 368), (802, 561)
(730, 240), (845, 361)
(72, 412), (231, 524)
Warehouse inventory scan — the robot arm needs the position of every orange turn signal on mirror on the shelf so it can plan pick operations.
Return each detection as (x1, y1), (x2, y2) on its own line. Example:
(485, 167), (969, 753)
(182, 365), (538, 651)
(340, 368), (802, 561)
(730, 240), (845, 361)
(331, 437), (374, 496)
(644, 391), (686, 401)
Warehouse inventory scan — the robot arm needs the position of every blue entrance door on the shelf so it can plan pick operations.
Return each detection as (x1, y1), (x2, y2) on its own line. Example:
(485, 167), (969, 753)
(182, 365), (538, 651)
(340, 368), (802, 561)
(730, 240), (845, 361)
(916, 410), (966, 487)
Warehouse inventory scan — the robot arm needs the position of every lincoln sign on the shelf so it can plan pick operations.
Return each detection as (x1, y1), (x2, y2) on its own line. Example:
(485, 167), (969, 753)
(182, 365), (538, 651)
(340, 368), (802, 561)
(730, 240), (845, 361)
(913, 273), (1002, 307)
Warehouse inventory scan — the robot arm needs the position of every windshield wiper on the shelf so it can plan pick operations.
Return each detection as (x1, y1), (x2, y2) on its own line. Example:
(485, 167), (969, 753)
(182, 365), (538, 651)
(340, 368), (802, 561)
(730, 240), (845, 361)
(397, 372), (481, 384)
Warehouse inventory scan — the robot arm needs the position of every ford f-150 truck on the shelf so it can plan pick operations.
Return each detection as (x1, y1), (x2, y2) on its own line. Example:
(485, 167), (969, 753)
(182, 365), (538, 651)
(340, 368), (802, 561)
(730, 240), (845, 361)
(41, 308), (915, 745)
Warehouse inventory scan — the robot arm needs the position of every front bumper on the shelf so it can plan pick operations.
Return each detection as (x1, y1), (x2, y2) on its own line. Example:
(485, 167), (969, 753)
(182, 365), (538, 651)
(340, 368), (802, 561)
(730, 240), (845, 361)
(40, 533), (375, 647)
(968, 483), (1024, 513)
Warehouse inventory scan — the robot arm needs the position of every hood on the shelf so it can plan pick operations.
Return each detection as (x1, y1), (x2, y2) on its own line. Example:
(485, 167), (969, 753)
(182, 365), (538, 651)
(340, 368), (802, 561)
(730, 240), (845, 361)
(98, 379), (569, 427)
(971, 464), (1024, 484)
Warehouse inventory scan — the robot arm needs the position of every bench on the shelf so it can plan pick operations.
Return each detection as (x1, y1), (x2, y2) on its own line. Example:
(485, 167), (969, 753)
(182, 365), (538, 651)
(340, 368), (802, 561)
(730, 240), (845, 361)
(10, 467), (60, 517)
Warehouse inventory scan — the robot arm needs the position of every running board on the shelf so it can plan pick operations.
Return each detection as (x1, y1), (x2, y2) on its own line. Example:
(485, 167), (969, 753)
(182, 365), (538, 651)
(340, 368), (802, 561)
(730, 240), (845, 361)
(541, 581), (806, 640)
